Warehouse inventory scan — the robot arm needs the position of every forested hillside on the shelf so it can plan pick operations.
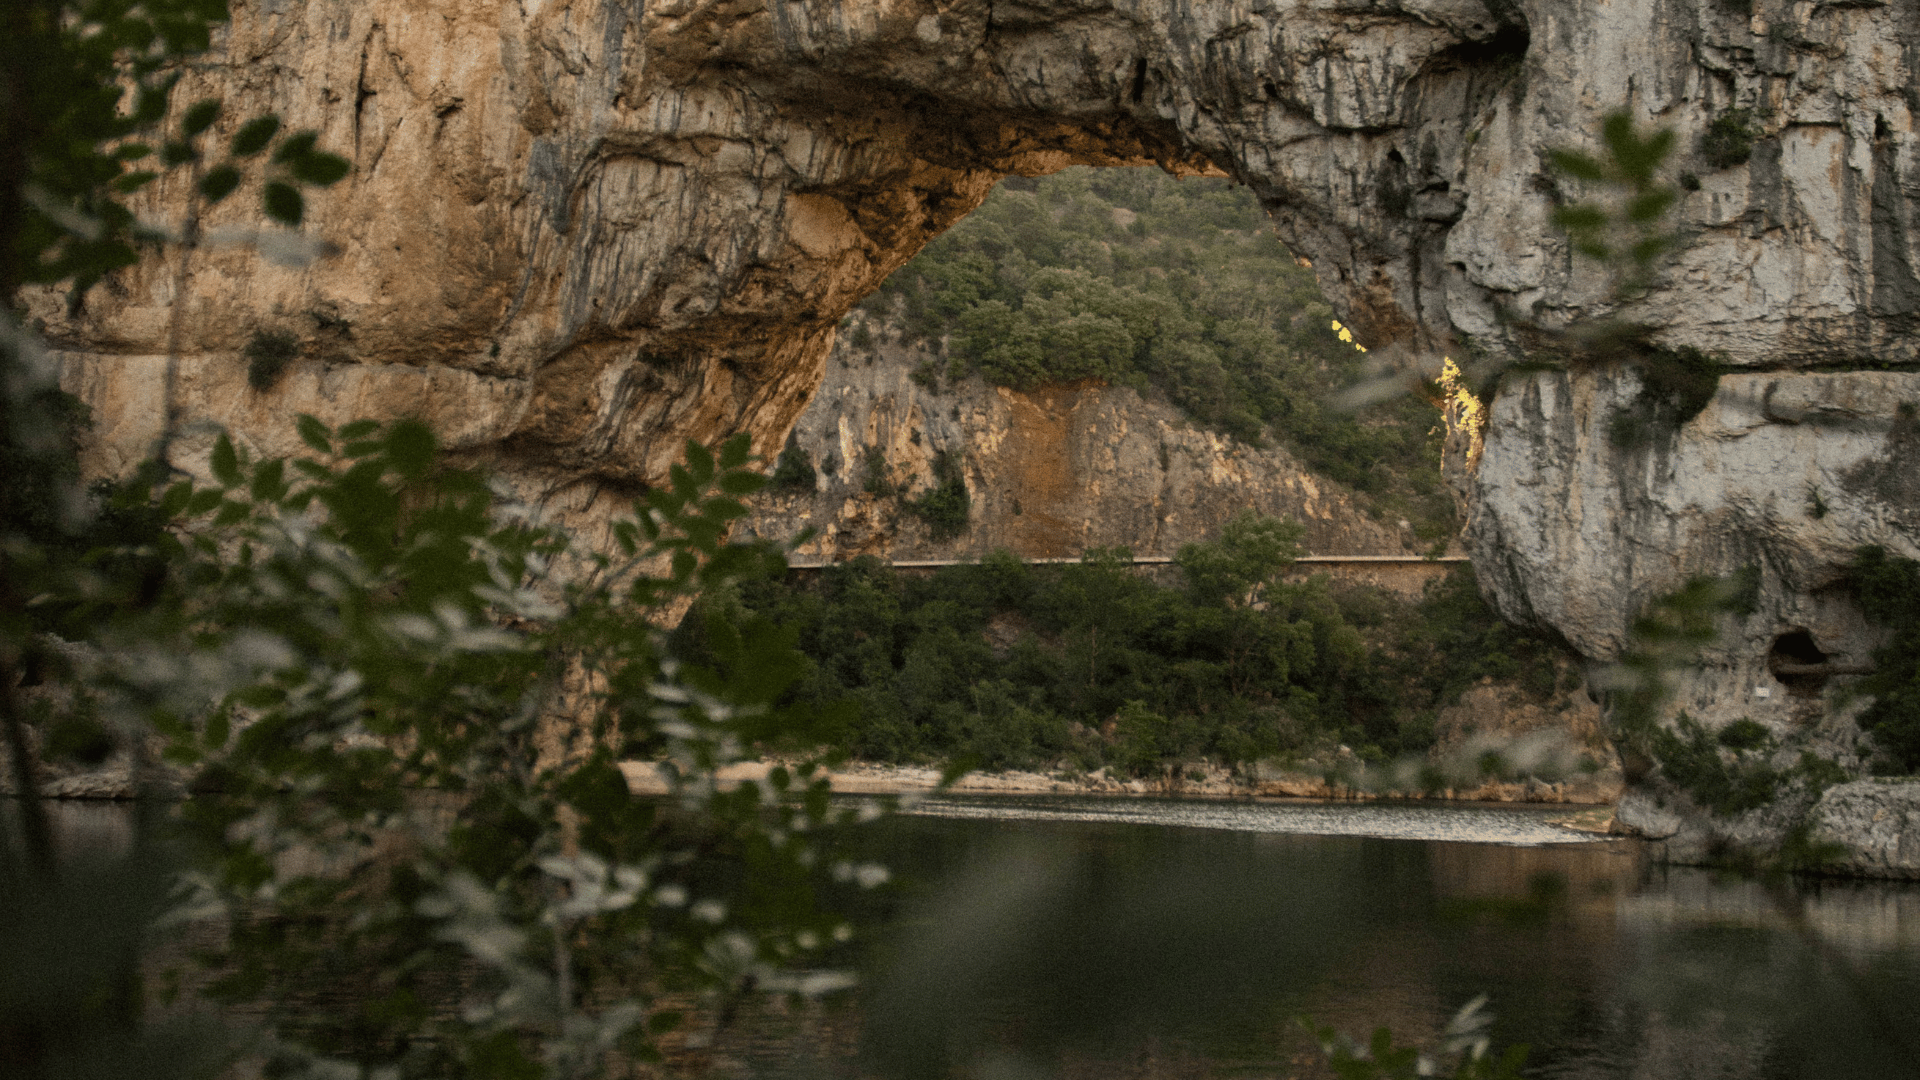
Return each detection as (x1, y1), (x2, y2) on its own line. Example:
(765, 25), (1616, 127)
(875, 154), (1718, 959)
(677, 522), (1585, 779)
(861, 167), (1451, 537)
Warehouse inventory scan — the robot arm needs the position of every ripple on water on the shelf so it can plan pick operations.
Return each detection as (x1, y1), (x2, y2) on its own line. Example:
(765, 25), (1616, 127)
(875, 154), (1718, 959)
(901, 794), (1611, 846)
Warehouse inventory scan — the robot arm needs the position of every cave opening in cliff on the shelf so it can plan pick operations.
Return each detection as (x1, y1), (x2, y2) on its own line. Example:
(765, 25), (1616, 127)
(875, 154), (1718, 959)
(1767, 629), (1830, 697)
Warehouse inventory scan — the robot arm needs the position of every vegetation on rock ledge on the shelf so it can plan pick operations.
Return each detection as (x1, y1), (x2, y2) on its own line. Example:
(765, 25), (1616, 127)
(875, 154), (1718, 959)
(860, 166), (1454, 537)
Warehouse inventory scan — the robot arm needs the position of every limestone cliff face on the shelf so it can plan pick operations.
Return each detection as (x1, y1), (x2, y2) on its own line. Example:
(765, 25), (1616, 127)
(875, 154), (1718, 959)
(739, 321), (1411, 560)
(38, 0), (1920, 720)
(1474, 369), (1917, 728)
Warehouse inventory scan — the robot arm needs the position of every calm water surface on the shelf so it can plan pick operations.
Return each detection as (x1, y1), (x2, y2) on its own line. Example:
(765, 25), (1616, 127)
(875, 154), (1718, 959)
(31, 795), (1920, 1079)
(703, 794), (1920, 1080)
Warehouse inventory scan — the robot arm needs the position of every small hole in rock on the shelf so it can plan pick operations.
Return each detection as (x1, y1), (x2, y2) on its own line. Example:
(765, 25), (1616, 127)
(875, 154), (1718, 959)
(1768, 630), (1829, 697)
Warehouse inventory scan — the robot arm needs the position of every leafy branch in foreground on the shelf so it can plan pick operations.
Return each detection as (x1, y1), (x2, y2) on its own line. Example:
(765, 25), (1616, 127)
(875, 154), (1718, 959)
(1548, 112), (1680, 295)
(142, 421), (870, 1077)
(8, 416), (880, 1079)
(4, 0), (347, 304)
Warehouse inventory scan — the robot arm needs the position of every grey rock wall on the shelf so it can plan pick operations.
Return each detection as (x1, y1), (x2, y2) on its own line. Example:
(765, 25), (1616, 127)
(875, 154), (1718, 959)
(1474, 368), (1919, 730)
(31, 0), (1920, 775)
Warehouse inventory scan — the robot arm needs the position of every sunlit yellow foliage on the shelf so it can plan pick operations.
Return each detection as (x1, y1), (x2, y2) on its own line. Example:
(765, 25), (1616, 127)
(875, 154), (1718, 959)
(1329, 319), (1368, 353)
(1439, 356), (1486, 471)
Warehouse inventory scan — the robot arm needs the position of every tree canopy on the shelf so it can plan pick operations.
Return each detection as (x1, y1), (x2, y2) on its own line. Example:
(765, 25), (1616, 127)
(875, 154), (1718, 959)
(865, 167), (1452, 536)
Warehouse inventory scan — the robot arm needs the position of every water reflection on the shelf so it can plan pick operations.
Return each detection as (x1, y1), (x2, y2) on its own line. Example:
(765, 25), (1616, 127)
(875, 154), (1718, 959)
(26, 796), (1920, 1078)
(778, 797), (1920, 1080)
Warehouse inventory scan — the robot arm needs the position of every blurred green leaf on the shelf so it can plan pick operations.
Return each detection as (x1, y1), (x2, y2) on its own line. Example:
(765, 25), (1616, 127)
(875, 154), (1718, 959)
(111, 170), (159, 194)
(182, 97), (222, 137)
(289, 150), (350, 186)
(210, 433), (241, 486)
(262, 180), (303, 226)
(295, 413), (333, 454)
(230, 114), (281, 156)
(1547, 150), (1605, 182)
(718, 471), (766, 496)
(684, 440), (715, 485)
(718, 432), (753, 469)
(271, 130), (320, 165)
(199, 163), (241, 203)
(384, 419), (436, 479)
(185, 488), (223, 516)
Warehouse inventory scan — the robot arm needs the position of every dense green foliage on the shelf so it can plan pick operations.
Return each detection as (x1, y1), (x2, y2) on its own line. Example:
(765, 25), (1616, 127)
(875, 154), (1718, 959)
(10, 414), (876, 1079)
(1649, 714), (1783, 815)
(864, 167), (1452, 531)
(1843, 545), (1920, 772)
(680, 524), (1571, 776)
(1648, 713), (1854, 823)
(2, 0), (347, 305)
(768, 439), (817, 492)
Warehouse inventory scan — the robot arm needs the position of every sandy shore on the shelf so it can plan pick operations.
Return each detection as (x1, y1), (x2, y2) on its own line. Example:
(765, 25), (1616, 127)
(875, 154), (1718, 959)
(617, 759), (1623, 807)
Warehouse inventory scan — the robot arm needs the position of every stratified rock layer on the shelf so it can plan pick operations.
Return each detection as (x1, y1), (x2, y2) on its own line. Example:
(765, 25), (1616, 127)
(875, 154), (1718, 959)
(739, 328), (1413, 561)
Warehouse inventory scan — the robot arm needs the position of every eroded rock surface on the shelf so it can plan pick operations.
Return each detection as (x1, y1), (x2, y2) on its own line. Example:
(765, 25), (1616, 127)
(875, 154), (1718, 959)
(1474, 368), (1919, 730)
(738, 325), (1414, 561)
(34, 0), (1920, 777)
(50, 0), (1915, 468)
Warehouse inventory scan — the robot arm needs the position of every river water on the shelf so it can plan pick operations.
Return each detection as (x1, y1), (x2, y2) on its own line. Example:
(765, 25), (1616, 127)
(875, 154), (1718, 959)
(28, 795), (1920, 1079)
(692, 794), (1920, 1080)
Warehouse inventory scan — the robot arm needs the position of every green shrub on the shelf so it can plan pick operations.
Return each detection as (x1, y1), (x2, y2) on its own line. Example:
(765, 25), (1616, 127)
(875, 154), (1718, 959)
(243, 327), (299, 390)
(1640, 344), (1722, 424)
(1796, 751), (1851, 799)
(770, 440), (817, 492)
(1609, 345), (1723, 449)
(1700, 109), (1756, 170)
(1843, 546), (1920, 771)
(907, 450), (970, 539)
(1776, 819), (1848, 873)
(1395, 565), (1567, 708)
(1716, 718), (1773, 751)
(1651, 713), (1782, 815)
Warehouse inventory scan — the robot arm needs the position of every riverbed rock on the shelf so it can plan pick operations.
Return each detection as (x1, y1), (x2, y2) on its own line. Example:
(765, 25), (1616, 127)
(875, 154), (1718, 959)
(1810, 781), (1920, 880)
(1614, 790), (1688, 841)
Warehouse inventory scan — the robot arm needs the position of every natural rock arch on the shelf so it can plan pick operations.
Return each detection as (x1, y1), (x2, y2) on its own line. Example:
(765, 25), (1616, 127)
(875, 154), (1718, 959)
(52, 0), (1555, 484)
(41, 0), (1920, 711)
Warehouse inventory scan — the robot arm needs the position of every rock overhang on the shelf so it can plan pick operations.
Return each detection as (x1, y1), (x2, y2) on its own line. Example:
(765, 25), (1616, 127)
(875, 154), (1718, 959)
(34, 0), (1920, 703)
